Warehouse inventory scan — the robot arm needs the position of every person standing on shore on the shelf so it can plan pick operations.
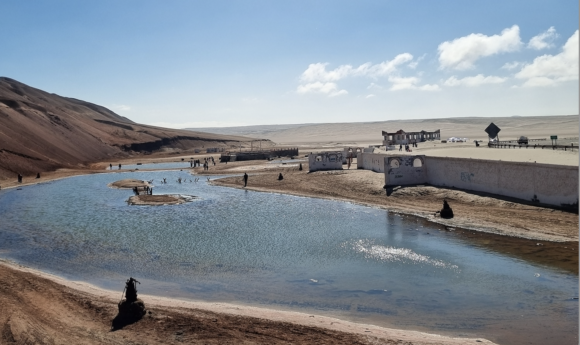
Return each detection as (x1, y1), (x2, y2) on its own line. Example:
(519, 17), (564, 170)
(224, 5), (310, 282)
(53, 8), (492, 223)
(243, 172), (248, 187)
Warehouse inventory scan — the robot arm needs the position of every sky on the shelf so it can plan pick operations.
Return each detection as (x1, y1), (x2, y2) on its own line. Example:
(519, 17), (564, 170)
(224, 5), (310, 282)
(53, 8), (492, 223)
(1, 0), (578, 128)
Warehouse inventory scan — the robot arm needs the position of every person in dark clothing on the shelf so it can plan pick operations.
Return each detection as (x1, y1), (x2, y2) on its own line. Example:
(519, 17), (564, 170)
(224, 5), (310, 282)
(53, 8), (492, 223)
(278, 173), (284, 180)
(243, 172), (248, 187)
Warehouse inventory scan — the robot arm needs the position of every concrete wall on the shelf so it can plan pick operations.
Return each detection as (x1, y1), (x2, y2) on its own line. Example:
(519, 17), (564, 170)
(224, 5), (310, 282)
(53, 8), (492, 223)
(425, 156), (578, 207)
(309, 152), (343, 172)
(384, 155), (427, 186)
(343, 147), (363, 164)
(383, 155), (579, 207)
(357, 152), (389, 173)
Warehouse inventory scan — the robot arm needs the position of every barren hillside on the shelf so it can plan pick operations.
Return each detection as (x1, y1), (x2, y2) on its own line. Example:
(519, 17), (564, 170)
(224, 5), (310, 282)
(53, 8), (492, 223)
(0, 77), (268, 179)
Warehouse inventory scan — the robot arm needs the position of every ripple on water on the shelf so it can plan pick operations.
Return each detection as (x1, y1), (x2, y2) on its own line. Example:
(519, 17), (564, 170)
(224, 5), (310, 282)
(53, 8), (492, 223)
(0, 171), (577, 345)
(351, 239), (460, 270)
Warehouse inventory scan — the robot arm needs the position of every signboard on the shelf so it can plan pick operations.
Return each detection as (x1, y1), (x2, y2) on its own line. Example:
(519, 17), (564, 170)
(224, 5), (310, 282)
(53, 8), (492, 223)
(485, 123), (501, 140)
(550, 135), (558, 140)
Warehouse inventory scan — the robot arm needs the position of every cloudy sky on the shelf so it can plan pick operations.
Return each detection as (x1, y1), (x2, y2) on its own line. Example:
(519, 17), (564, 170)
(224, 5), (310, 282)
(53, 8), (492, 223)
(1, 1), (578, 128)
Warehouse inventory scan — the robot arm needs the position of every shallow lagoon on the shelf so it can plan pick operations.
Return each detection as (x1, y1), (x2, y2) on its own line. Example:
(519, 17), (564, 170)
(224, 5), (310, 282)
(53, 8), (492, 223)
(0, 170), (577, 345)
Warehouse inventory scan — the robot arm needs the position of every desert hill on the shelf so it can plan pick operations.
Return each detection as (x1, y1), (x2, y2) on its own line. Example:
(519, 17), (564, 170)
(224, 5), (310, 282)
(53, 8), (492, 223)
(189, 115), (579, 146)
(0, 77), (267, 179)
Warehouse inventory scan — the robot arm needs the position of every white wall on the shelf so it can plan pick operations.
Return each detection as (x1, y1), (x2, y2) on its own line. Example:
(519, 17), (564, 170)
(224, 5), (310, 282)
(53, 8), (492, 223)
(385, 156), (427, 186)
(426, 157), (578, 207)
(383, 155), (578, 207)
(357, 152), (388, 173)
(309, 152), (343, 172)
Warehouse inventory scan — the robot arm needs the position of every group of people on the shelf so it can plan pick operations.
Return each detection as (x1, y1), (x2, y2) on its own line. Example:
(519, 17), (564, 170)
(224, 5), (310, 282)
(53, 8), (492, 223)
(399, 142), (418, 152)
(133, 185), (152, 196)
(191, 156), (215, 170)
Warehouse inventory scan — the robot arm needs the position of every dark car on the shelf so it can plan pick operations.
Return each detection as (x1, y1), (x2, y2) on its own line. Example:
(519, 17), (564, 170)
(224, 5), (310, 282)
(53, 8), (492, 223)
(517, 136), (528, 145)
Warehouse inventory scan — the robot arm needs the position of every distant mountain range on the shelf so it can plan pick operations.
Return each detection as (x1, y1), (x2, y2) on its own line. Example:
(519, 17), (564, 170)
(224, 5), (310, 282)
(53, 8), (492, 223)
(0, 77), (263, 179)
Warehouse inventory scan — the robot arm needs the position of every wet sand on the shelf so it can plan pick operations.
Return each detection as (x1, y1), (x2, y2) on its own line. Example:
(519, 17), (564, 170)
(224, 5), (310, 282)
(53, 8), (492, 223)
(0, 260), (495, 345)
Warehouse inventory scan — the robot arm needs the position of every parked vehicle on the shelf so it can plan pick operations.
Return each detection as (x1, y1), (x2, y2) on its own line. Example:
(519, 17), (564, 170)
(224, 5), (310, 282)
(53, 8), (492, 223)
(517, 136), (528, 145)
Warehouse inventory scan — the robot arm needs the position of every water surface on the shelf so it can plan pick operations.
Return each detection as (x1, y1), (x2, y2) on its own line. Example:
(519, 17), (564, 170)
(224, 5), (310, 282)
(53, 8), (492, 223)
(0, 171), (576, 345)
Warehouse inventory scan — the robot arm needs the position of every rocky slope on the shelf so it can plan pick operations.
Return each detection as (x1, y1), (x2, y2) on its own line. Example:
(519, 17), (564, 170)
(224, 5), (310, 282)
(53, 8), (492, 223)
(0, 77), (267, 179)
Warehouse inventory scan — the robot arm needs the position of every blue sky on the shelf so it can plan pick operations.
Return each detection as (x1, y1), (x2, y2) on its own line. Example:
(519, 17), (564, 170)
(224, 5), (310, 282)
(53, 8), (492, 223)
(1, 1), (578, 128)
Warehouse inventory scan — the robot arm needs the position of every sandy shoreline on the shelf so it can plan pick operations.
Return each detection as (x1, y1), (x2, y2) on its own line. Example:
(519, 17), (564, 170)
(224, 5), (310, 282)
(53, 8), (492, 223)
(0, 150), (576, 344)
(0, 259), (495, 344)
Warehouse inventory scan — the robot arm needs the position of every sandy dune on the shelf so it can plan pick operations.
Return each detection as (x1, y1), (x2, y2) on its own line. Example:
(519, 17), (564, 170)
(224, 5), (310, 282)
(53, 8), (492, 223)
(189, 115), (578, 146)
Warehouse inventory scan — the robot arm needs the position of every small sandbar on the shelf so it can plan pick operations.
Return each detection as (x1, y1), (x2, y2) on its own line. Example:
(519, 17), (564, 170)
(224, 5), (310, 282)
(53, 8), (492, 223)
(108, 179), (150, 189)
(127, 194), (196, 206)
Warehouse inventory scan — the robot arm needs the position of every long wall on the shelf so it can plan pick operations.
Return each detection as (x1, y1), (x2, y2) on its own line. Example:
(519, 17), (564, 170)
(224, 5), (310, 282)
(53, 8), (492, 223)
(384, 156), (578, 207)
(356, 152), (388, 173)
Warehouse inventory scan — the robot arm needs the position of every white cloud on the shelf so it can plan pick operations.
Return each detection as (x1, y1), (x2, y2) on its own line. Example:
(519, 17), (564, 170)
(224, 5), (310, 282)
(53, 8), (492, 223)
(111, 104), (131, 112)
(369, 54), (414, 77)
(528, 27), (558, 50)
(516, 30), (578, 87)
(407, 54), (426, 69)
(438, 25), (522, 70)
(443, 74), (507, 87)
(299, 53), (414, 83)
(296, 82), (348, 97)
(300, 63), (353, 82)
(501, 61), (521, 70)
(388, 76), (440, 91)
(298, 54), (420, 97)
(365, 94), (375, 99)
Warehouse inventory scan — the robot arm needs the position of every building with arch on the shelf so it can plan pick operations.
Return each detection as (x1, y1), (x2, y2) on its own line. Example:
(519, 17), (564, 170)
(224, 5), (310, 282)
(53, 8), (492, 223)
(382, 129), (441, 145)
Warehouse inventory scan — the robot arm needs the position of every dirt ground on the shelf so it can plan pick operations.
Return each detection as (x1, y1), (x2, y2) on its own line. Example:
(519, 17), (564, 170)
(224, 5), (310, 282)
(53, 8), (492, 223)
(203, 159), (578, 242)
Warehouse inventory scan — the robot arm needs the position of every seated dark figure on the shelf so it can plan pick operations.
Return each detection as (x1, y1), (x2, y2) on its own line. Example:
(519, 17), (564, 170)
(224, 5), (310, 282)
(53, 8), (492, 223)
(113, 277), (146, 330)
(440, 200), (454, 219)
(278, 173), (284, 180)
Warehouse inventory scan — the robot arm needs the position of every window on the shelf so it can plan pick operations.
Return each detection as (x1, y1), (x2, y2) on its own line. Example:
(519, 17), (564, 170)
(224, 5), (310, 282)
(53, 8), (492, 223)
(413, 158), (423, 167)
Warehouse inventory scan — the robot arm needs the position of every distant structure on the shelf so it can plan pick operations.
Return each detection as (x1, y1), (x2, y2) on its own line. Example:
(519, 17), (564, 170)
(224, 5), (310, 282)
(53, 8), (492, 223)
(382, 129), (441, 146)
(206, 147), (225, 153)
(309, 151), (343, 172)
(220, 147), (299, 162)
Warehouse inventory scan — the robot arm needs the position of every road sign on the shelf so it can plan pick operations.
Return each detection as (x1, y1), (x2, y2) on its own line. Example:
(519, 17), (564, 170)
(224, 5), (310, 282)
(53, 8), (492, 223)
(485, 123), (501, 140)
(550, 135), (558, 140)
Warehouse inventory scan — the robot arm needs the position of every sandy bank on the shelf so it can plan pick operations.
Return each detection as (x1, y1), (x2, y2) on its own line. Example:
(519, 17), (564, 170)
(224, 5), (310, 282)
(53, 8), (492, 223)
(108, 178), (151, 189)
(0, 260), (495, 345)
(206, 163), (578, 243)
(127, 194), (194, 205)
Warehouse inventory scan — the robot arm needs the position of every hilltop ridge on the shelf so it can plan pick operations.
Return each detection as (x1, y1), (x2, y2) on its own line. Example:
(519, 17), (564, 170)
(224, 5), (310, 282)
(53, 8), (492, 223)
(0, 77), (266, 179)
